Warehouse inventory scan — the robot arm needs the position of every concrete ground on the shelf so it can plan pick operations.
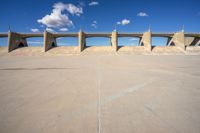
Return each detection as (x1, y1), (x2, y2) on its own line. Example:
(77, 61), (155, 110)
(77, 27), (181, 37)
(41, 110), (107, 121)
(0, 54), (200, 133)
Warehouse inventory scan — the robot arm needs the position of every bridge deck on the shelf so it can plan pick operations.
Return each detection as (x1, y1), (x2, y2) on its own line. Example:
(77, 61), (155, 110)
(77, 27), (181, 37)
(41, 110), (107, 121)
(0, 32), (200, 38)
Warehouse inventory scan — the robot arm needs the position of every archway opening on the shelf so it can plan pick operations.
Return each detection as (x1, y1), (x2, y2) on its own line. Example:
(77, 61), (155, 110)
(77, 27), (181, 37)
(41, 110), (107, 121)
(152, 37), (168, 47)
(56, 37), (78, 46)
(0, 38), (8, 47)
(27, 37), (43, 47)
(18, 42), (25, 47)
(185, 37), (200, 46)
(52, 42), (56, 47)
(118, 37), (140, 47)
(85, 37), (111, 47)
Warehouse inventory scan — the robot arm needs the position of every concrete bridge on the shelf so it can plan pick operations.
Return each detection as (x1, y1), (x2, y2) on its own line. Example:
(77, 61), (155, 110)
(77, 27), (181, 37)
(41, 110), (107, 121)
(0, 30), (200, 53)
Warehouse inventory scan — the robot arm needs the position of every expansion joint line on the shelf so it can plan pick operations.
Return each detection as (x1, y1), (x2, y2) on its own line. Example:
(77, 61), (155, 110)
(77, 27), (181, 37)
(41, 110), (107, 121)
(97, 56), (102, 133)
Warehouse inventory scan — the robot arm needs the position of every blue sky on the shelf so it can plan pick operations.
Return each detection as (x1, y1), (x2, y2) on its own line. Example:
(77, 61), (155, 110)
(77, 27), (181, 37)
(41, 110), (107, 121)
(0, 0), (200, 46)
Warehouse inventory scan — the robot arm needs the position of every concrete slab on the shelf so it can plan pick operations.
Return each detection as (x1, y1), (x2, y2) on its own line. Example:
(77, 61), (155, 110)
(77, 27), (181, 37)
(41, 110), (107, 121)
(0, 55), (200, 133)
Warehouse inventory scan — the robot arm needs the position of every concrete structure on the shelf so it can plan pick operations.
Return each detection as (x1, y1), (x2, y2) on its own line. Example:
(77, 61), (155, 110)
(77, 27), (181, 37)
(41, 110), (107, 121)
(0, 30), (200, 53)
(44, 31), (57, 52)
(6, 32), (42, 52)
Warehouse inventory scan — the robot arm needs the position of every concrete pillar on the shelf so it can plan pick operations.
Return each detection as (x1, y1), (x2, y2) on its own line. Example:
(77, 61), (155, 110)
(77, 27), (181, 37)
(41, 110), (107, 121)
(44, 31), (57, 52)
(140, 31), (152, 51)
(8, 32), (27, 52)
(172, 31), (185, 50)
(111, 31), (118, 51)
(78, 30), (85, 52)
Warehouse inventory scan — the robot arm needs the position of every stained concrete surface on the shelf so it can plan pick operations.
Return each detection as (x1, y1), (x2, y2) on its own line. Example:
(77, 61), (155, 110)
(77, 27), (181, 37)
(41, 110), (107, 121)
(0, 54), (200, 133)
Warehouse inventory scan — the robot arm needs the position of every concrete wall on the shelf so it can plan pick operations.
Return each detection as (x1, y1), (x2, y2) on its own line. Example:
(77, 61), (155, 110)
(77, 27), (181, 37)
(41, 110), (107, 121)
(8, 32), (27, 52)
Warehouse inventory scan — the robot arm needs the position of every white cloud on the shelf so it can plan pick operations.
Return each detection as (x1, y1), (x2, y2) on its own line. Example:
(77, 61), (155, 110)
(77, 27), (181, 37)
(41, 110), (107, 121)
(89, 1), (99, 6)
(117, 19), (130, 26)
(37, 2), (83, 28)
(93, 20), (97, 24)
(91, 20), (97, 28)
(31, 28), (39, 32)
(59, 28), (69, 31)
(117, 22), (121, 25)
(53, 2), (83, 16)
(137, 12), (148, 17)
(46, 28), (55, 32)
(121, 19), (130, 25)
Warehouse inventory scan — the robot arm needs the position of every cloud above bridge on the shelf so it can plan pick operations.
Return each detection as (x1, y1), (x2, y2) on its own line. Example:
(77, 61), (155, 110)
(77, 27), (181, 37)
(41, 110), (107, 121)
(46, 28), (55, 32)
(37, 2), (83, 29)
(30, 28), (40, 32)
(117, 19), (130, 26)
(137, 12), (148, 17)
(59, 28), (69, 32)
(91, 20), (97, 28)
(89, 1), (99, 6)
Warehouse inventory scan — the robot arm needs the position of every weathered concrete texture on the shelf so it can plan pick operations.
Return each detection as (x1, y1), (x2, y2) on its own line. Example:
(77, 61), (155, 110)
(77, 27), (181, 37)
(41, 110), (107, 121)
(1, 46), (200, 56)
(118, 46), (150, 54)
(140, 31), (152, 51)
(186, 46), (200, 54)
(78, 30), (85, 52)
(8, 32), (27, 52)
(83, 46), (116, 53)
(44, 31), (57, 52)
(47, 46), (79, 55)
(7, 47), (44, 56)
(172, 31), (185, 50)
(0, 55), (200, 133)
(152, 46), (184, 54)
(111, 31), (118, 51)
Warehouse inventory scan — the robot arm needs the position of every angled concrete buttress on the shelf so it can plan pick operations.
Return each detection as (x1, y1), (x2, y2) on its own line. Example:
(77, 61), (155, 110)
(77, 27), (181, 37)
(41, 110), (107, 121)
(78, 30), (85, 52)
(44, 31), (57, 52)
(140, 31), (152, 51)
(171, 31), (185, 50)
(8, 32), (28, 52)
(111, 31), (118, 51)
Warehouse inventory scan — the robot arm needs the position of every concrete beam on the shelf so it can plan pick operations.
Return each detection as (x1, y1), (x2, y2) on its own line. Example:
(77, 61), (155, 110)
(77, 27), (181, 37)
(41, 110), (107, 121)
(140, 31), (152, 51)
(111, 31), (118, 51)
(44, 31), (57, 52)
(53, 33), (78, 38)
(78, 30), (85, 52)
(85, 33), (111, 38)
(116, 33), (143, 37)
(8, 32), (28, 52)
(152, 33), (174, 37)
(0, 33), (8, 37)
(21, 33), (43, 38)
